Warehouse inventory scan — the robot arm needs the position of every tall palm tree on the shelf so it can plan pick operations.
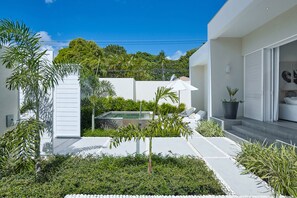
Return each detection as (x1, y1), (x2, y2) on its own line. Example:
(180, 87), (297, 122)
(0, 20), (79, 162)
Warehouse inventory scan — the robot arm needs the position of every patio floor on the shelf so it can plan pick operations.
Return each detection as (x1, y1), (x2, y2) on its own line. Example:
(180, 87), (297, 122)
(53, 122), (274, 196)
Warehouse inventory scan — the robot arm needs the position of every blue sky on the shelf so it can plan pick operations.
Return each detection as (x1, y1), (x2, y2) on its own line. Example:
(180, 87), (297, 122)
(0, 0), (226, 59)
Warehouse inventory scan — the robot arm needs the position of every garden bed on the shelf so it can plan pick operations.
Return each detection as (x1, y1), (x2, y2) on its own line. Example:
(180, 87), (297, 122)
(82, 128), (181, 137)
(0, 155), (225, 197)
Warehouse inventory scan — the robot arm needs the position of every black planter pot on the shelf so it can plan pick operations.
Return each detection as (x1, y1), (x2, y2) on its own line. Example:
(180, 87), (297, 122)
(222, 102), (239, 119)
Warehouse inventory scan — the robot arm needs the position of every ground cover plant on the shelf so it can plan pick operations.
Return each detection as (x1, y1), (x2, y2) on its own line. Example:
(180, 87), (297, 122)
(196, 120), (224, 137)
(82, 128), (181, 137)
(237, 143), (297, 197)
(0, 155), (225, 197)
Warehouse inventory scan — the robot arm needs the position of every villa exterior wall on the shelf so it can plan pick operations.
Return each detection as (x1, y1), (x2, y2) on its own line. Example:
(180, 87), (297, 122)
(209, 38), (243, 118)
(102, 78), (192, 108)
(0, 51), (19, 134)
(101, 78), (135, 100)
(242, 5), (297, 55)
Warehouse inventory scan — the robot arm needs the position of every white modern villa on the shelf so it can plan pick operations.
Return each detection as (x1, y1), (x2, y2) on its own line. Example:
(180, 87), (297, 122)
(190, 0), (297, 144)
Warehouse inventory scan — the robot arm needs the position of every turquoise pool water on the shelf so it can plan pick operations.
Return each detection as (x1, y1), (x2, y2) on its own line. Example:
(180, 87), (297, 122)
(101, 112), (152, 119)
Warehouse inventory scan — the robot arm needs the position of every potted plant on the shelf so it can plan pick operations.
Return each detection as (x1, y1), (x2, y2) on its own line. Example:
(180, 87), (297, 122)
(222, 86), (242, 119)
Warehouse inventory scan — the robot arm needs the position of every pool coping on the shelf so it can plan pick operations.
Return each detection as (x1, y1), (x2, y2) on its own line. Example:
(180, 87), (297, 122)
(95, 111), (153, 120)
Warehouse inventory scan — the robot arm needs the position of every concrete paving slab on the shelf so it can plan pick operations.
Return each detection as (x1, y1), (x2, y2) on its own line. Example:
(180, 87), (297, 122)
(54, 137), (110, 155)
(189, 138), (227, 158)
(151, 137), (197, 156)
(206, 158), (273, 196)
(207, 137), (241, 158)
(101, 140), (146, 156)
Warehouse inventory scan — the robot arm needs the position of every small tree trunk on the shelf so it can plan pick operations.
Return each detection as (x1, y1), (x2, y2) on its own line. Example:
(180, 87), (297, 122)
(92, 107), (95, 131)
(35, 98), (40, 160)
(148, 136), (153, 174)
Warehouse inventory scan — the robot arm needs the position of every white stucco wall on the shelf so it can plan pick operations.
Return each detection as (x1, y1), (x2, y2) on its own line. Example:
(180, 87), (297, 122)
(135, 81), (191, 107)
(100, 78), (192, 108)
(209, 38), (244, 117)
(0, 53), (19, 134)
(101, 78), (135, 100)
(242, 5), (297, 55)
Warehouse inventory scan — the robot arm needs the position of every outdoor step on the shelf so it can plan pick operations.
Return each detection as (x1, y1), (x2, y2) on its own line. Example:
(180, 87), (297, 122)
(231, 125), (275, 145)
(242, 119), (297, 143)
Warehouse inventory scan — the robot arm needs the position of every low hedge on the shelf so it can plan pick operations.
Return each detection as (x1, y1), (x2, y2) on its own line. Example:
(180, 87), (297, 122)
(196, 120), (224, 137)
(81, 97), (186, 130)
(0, 155), (225, 197)
(82, 128), (181, 137)
(237, 143), (297, 197)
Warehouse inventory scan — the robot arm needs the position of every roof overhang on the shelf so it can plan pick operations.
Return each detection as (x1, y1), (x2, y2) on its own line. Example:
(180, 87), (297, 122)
(208, 0), (297, 39)
(189, 42), (209, 67)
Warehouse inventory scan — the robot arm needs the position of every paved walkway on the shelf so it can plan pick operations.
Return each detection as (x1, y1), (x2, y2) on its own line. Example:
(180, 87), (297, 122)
(54, 122), (274, 197)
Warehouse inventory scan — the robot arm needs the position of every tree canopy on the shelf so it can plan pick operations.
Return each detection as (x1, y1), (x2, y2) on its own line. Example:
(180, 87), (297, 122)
(54, 38), (197, 80)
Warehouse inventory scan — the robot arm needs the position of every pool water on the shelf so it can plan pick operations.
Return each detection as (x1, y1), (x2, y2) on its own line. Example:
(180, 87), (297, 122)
(104, 113), (149, 119)
(103, 113), (148, 119)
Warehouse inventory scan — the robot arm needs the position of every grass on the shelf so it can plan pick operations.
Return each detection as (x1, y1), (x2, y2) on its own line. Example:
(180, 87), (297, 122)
(237, 143), (297, 197)
(82, 128), (181, 137)
(196, 120), (224, 137)
(0, 155), (225, 197)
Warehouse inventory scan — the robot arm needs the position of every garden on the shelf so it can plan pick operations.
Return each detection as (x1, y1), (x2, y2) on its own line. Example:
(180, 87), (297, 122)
(1, 19), (297, 198)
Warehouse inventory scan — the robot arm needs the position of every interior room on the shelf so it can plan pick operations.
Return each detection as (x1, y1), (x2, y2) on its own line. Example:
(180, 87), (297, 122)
(278, 40), (297, 122)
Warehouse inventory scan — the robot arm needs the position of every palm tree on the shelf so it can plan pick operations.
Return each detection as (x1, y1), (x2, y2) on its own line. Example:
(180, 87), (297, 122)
(0, 20), (79, 162)
(81, 75), (115, 131)
(147, 87), (178, 173)
(111, 87), (192, 174)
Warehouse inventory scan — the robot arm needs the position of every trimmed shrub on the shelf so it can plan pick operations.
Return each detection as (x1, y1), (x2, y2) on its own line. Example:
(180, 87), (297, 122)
(0, 155), (225, 197)
(82, 125), (181, 137)
(237, 143), (297, 197)
(196, 120), (224, 137)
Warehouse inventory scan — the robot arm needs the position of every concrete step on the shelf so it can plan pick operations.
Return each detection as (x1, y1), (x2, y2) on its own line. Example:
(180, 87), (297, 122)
(231, 125), (275, 144)
(242, 119), (297, 144)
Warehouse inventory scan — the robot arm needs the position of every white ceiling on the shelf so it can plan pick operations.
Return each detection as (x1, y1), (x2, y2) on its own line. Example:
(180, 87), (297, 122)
(208, 0), (297, 39)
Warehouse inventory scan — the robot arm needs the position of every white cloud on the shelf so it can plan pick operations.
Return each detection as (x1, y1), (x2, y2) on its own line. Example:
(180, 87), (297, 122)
(166, 50), (186, 60)
(37, 31), (68, 56)
(45, 0), (55, 4)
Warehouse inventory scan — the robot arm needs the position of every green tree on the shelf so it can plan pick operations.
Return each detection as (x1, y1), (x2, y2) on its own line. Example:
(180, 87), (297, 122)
(54, 38), (197, 80)
(104, 44), (127, 56)
(0, 19), (78, 170)
(111, 87), (192, 174)
(55, 38), (104, 75)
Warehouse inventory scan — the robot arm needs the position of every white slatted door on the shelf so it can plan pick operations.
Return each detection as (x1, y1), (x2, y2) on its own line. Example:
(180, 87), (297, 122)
(244, 50), (263, 121)
(53, 74), (80, 137)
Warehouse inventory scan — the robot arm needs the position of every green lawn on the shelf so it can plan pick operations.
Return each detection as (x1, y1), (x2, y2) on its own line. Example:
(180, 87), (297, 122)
(0, 155), (225, 197)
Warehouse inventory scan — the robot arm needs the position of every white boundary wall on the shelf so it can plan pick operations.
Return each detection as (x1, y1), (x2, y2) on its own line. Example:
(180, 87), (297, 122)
(102, 78), (192, 107)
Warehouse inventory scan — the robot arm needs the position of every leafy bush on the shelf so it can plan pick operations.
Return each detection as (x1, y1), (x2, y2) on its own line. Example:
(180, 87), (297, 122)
(82, 122), (182, 137)
(196, 120), (224, 137)
(237, 143), (297, 197)
(81, 97), (186, 130)
(0, 119), (45, 177)
(0, 155), (224, 197)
